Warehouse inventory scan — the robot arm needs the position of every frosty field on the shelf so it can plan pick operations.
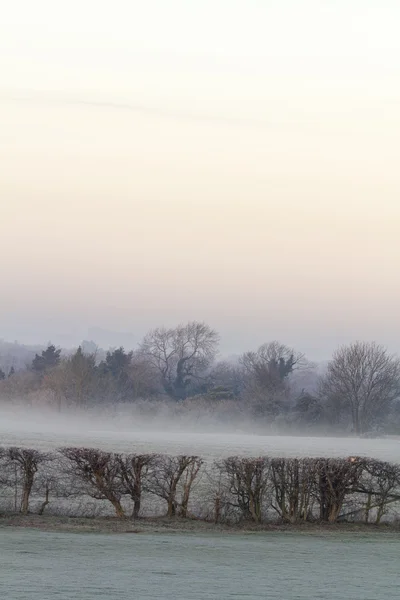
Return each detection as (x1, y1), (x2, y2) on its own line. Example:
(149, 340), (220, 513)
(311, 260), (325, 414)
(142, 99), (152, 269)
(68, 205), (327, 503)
(0, 529), (398, 600)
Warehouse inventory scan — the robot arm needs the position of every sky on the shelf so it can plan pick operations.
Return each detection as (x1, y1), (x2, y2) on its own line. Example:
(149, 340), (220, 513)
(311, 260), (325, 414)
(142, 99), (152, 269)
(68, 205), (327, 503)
(1, 0), (400, 360)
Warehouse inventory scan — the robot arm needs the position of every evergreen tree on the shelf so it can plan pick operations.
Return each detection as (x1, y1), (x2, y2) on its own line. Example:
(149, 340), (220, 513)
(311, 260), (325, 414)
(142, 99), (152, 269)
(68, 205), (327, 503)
(98, 347), (134, 401)
(31, 345), (61, 373)
(100, 347), (133, 378)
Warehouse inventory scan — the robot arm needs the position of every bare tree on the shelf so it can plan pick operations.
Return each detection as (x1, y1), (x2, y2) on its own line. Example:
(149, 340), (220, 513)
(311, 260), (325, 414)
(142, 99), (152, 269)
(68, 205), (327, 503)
(179, 458), (203, 518)
(241, 341), (307, 387)
(357, 459), (400, 523)
(117, 454), (156, 518)
(320, 342), (400, 435)
(239, 341), (308, 417)
(126, 357), (163, 399)
(270, 458), (317, 523)
(206, 361), (244, 399)
(59, 447), (125, 517)
(219, 456), (270, 523)
(201, 462), (236, 524)
(315, 457), (366, 523)
(43, 348), (97, 410)
(147, 455), (204, 517)
(2, 447), (50, 514)
(139, 322), (219, 399)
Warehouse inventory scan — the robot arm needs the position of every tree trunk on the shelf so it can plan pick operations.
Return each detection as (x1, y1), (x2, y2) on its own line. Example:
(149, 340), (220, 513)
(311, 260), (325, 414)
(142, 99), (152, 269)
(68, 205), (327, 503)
(132, 498), (141, 520)
(110, 498), (125, 518)
(14, 465), (18, 513)
(131, 476), (142, 519)
(319, 474), (328, 521)
(249, 494), (261, 523)
(353, 407), (360, 436)
(179, 500), (188, 518)
(20, 476), (34, 515)
(376, 503), (385, 524)
(38, 485), (50, 516)
(214, 496), (221, 524)
(167, 497), (176, 517)
(328, 503), (341, 523)
(179, 481), (191, 518)
(364, 492), (372, 523)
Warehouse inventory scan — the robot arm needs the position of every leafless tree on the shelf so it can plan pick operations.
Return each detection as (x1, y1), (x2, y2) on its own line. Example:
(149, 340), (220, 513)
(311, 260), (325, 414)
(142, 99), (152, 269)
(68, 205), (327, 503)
(126, 357), (163, 398)
(239, 341), (308, 417)
(31, 455), (65, 515)
(218, 456), (270, 523)
(357, 459), (400, 523)
(0, 370), (40, 403)
(59, 447), (125, 517)
(206, 361), (244, 399)
(139, 322), (219, 399)
(270, 458), (318, 523)
(320, 342), (400, 435)
(314, 457), (366, 523)
(2, 447), (50, 514)
(241, 341), (307, 387)
(179, 457), (204, 518)
(147, 455), (204, 517)
(116, 453), (157, 518)
(202, 463), (233, 524)
(43, 349), (97, 410)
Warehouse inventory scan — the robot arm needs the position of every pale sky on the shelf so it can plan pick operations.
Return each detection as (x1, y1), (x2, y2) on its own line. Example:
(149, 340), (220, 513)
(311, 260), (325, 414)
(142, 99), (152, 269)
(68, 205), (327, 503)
(1, 0), (400, 359)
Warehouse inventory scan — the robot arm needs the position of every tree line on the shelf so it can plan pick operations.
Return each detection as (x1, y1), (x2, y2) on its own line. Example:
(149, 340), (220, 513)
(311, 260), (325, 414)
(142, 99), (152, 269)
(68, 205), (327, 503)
(1, 322), (400, 435)
(1, 445), (399, 525)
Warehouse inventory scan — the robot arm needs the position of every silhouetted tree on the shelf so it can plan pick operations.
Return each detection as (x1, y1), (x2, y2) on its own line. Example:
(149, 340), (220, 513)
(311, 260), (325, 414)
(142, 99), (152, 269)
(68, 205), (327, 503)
(31, 345), (61, 374)
(64, 347), (97, 407)
(240, 341), (306, 390)
(239, 341), (308, 417)
(320, 342), (400, 435)
(100, 347), (133, 378)
(139, 322), (219, 399)
(43, 347), (97, 408)
(97, 347), (134, 400)
(293, 391), (324, 426)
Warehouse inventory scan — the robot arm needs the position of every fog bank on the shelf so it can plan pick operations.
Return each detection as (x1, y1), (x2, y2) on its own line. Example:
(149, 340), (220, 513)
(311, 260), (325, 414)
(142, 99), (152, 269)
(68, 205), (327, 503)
(0, 405), (399, 463)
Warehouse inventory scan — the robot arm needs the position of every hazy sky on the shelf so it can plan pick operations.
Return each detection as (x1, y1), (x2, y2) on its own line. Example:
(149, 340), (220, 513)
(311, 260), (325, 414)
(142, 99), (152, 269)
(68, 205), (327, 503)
(1, 1), (400, 359)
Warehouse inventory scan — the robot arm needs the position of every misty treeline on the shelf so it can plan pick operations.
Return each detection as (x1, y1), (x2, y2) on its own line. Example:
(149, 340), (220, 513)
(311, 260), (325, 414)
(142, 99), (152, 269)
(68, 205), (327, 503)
(0, 445), (399, 525)
(1, 322), (400, 435)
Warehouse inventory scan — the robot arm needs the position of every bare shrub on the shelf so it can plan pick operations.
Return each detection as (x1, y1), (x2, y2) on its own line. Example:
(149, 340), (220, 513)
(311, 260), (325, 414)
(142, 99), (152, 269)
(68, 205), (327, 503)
(218, 456), (270, 523)
(147, 455), (204, 517)
(357, 459), (400, 523)
(270, 458), (317, 523)
(116, 453), (157, 518)
(314, 457), (366, 523)
(1, 447), (50, 514)
(59, 447), (125, 517)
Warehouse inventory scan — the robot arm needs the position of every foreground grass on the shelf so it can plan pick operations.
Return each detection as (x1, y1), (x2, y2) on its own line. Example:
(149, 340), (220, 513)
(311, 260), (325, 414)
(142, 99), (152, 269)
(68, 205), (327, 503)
(1, 514), (399, 535)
